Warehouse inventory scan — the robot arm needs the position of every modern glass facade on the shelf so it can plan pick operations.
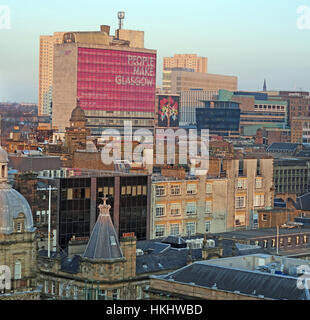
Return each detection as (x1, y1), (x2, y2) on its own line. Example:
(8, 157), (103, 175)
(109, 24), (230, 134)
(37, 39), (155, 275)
(57, 173), (150, 248)
(59, 177), (91, 248)
(119, 176), (148, 240)
(196, 101), (240, 135)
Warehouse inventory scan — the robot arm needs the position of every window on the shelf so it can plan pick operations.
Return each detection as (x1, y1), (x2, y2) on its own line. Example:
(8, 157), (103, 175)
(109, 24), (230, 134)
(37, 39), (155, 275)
(271, 239), (276, 247)
(254, 194), (265, 207)
(235, 212), (246, 226)
(239, 159), (244, 175)
(73, 286), (78, 300)
(170, 224), (179, 236)
(156, 186), (166, 197)
(52, 281), (56, 295)
(98, 289), (107, 300)
(66, 285), (70, 298)
(206, 183), (212, 194)
(41, 210), (46, 224)
(67, 188), (73, 200)
(17, 222), (22, 233)
(14, 261), (21, 280)
(237, 179), (247, 189)
(136, 286), (142, 300)
(170, 203), (181, 216)
(296, 236), (300, 245)
(112, 289), (119, 300)
(187, 184), (197, 194)
(288, 237), (292, 246)
(137, 186), (142, 195)
(205, 201), (212, 214)
(263, 240), (268, 248)
(205, 221), (211, 233)
(186, 222), (196, 236)
(170, 185), (181, 195)
(236, 196), (246, 209)
(155, 225), (165, 237)
(255, 178), (263, 189)
(256, 159), (261, 176)
(261, 214), (268, 221)
(186, 202), (196, 215)
(279, 238), (284, 247)
(59, 283), (64, 297)
(36, 211), (41, 224)
(304, 235), (308, 244)
(155, 205), (165, 217)
(45, 280), (49, 294)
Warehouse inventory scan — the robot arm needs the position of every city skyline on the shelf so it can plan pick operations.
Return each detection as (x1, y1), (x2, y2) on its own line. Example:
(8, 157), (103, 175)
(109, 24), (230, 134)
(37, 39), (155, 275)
(0, 0), (310, 103)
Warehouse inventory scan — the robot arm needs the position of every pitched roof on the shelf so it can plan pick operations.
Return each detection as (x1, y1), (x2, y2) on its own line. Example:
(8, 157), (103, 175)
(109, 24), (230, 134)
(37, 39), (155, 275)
(296, 192), (310, 211)
(83, 198), (124, 260)
(267, 142), (299, 153)
(157, 261), (307, 300)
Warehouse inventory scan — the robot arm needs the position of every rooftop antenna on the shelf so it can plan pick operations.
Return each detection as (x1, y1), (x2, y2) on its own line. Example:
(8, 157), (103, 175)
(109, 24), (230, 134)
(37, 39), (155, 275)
(118, 11), (125, 30)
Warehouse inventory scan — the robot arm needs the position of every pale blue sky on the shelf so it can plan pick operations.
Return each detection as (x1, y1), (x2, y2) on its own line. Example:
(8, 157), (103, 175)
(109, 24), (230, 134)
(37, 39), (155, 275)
(0, 0), (310, 103)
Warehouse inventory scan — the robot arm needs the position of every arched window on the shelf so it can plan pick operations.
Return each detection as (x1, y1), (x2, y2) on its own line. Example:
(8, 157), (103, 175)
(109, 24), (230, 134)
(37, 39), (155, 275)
(14, 261), (21, 280)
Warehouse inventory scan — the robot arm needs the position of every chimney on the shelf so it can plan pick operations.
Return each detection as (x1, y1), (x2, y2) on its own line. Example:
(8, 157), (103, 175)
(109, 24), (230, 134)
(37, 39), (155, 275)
(100, 25), (110, 35)
(120, 234), (136, 279)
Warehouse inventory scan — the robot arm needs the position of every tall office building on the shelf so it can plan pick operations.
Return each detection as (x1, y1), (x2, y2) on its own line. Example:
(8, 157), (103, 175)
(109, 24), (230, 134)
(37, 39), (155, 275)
(163, 54), (208, 73)
(52, 25), (156, 135)
(39, 32), (65, 116)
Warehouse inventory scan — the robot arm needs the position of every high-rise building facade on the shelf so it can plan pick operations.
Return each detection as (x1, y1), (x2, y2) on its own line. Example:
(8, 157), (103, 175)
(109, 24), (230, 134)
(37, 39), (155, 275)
(163, 54), (208, 73)
(39, 32), (65, 116)
(52, 27), (156, 135)
(162, 69), (237, 95)
(266, 91), (310, 125)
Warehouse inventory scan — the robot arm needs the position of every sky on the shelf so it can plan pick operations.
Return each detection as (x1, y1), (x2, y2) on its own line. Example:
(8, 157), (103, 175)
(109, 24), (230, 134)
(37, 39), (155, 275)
(0, 0), (310, 103)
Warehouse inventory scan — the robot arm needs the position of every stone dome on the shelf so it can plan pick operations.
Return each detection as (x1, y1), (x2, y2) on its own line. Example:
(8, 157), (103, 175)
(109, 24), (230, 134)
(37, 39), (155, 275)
(0, 145), (35, 234)
(0, 146), (9, 163)
(70, 103), (86, 122)
(0, 187), (35, 234)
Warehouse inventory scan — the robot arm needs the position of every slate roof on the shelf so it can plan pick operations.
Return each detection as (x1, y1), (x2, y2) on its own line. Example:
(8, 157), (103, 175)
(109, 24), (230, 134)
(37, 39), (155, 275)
(161, 235), (187, 248)
(83, 199), (123, 260)
(296, 150), (310, 158)
(156, 261), (308, 300)
(135, 239), (264, 275)
(61, 255), (82, 274)
(136, 249), (190, 274)
(136, 240), (170, 254)
(296, 192), (310, 211)
(267, 142), (299, 153)
(39, 236), (265, 275)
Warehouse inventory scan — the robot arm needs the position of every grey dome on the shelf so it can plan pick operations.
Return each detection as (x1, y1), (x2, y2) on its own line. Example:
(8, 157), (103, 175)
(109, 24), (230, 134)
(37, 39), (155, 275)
(0, 187), (35, 234)
(0, 147), (8, 163)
